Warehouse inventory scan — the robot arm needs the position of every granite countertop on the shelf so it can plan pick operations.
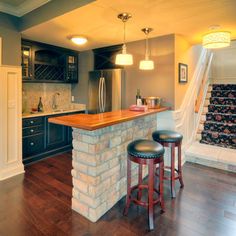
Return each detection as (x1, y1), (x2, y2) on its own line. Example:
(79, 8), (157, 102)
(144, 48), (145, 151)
(22, 108), (85, 118)
(48, 107), (170, 131)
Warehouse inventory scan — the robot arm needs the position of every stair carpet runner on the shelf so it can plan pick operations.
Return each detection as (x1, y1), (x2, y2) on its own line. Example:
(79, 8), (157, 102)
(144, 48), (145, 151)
(200, 84), (236, 149)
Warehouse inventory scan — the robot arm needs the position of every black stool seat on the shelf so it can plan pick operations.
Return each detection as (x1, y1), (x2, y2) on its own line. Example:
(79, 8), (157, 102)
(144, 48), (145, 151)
(127, 139), (164, 159)
(152, 130), (183, 143)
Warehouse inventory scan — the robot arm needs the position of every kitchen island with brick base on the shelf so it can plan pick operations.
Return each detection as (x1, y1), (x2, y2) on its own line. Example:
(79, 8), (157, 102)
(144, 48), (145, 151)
(49, 107), (169, 222)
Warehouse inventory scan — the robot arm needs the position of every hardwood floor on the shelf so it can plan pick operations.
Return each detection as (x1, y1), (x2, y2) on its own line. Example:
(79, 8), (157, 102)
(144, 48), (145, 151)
(0, 152), (236, 236)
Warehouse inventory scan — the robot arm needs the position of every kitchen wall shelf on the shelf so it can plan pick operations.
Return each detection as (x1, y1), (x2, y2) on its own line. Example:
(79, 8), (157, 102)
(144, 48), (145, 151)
(21, 39), (79, 83)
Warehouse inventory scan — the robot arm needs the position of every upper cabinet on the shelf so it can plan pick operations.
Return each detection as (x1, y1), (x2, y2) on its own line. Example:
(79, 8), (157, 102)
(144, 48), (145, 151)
(21, 39), (79, 83)
(93, 44), (123, 70)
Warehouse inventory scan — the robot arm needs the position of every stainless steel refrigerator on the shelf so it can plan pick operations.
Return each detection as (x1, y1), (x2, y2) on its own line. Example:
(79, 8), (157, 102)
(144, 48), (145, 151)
(88, 69), (125, 114)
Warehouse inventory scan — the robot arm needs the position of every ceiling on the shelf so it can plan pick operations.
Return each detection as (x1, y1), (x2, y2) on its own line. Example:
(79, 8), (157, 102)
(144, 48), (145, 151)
(21, 0), (236, 51)
(1, 0), (26, 7)
(0, 0), (50, 16)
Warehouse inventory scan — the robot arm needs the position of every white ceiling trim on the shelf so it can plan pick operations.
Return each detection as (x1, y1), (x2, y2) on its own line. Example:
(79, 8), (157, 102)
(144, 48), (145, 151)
(0, 0), (51, 17)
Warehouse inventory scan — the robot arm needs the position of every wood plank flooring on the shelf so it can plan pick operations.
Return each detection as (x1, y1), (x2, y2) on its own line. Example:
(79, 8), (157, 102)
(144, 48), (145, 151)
(0, 152), (236, 236)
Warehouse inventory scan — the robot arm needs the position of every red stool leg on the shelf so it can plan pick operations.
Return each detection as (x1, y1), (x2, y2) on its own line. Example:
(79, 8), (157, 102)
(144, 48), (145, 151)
(137, 164), (143, 200)
(148, 159), (154, 231)
(170, 144), (176, 198)
(178, 143), (184, 188)
(159, 160), (165, 212)
(124, 156), (132, 216)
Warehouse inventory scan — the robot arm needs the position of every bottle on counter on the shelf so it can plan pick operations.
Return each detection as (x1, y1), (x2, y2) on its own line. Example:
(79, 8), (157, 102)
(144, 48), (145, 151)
(136, 89), (142, 106)
(37, 97), (44, 112)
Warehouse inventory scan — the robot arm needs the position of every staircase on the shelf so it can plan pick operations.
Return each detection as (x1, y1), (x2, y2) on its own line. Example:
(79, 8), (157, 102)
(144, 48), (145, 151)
(198, 84), (236, 149)
(186, 83), (236, 173)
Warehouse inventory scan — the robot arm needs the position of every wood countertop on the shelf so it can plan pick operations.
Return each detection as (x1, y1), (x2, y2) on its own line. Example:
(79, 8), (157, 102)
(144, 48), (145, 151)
(48, 107), (170, 131)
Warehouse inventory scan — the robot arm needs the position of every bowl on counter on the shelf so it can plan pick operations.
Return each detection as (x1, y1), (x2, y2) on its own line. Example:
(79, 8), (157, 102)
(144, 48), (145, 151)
(142, 96), (162, 109)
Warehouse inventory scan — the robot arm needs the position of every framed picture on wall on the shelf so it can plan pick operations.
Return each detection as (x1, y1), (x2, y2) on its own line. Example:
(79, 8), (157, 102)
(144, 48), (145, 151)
(178, 63), (188, 83)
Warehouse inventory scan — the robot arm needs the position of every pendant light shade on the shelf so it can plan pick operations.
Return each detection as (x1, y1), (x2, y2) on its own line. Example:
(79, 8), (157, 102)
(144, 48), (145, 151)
(115, 13), (133, 66)
(139, 59), (154, 70)
(202, 26), (231, 49)
(115, 44), (133, 65)
(139, 28), (154, 70)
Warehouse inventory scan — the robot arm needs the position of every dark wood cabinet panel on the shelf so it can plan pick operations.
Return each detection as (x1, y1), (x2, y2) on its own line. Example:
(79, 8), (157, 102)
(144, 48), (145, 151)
(93, 44), (123, 70)
(22, 39), (78, 83)
(23, 134), (45, 158)
(45, 117), (68, 150)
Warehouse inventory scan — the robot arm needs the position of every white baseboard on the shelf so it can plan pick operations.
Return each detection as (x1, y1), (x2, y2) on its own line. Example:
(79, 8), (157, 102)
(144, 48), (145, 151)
(0, 164), (25, 181)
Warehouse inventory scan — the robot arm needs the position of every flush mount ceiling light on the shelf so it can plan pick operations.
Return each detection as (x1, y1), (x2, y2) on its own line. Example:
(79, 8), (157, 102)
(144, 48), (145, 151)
(202, 26), (231, 49)
(70, 36), (88, 45)
(115, 12), (133, 66)
(139, 27), (154, 70)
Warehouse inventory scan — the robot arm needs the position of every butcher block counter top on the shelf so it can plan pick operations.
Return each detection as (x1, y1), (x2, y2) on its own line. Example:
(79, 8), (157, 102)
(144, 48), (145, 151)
(48, 107), (169, 131)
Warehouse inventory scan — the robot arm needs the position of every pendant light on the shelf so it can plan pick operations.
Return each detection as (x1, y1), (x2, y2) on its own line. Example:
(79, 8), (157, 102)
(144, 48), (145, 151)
(202, 26), (231, 49)
(139, 28), (154, 70)
(115, 13), (133, 66)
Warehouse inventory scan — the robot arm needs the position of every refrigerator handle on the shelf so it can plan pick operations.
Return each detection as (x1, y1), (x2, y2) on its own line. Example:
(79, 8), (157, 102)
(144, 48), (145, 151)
(103, 78), (106, 112)
(98, 77), (102, 113)
(101, 77), (104, 112)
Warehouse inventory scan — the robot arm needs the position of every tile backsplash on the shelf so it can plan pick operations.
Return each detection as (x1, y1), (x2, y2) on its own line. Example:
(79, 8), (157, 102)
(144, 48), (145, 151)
(23, 83), (73, 113)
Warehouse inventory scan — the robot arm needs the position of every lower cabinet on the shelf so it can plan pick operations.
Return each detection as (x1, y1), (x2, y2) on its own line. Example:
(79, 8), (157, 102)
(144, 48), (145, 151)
(45, 115), (69, 150)
(22, 111), (84, 165)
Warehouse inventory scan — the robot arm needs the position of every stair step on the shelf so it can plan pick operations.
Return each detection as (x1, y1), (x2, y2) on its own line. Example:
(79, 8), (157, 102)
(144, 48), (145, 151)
(204, 121), (236, 134)
(211, 90), (236, 98)
(207, 104), (236, 114)
(212, 84), (236, 91)
(209, 97), (236, 106)
(206, 113), (236, 123)
(200, 130), (236, 149)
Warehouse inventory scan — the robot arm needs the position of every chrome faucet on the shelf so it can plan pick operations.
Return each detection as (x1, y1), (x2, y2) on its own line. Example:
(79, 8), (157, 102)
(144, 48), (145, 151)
(52, 92), (60, 110)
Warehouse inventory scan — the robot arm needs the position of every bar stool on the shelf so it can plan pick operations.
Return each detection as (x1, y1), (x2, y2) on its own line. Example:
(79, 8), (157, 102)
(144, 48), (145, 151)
(152, 130), (184, 198)
(123, 139), (165, 231)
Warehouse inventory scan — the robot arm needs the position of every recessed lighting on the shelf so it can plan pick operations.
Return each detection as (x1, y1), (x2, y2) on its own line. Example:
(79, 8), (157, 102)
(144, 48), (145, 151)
(70, 36), (88, 45)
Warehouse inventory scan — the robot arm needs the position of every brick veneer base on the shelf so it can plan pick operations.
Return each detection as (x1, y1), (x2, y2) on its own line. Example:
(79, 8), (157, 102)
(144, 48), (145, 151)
(71, 114), (157, 222)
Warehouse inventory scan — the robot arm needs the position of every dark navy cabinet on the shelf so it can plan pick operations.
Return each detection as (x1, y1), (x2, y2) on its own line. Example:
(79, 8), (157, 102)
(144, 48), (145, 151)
(22, 111), (84, 165)
(22, 39), (79, 83)
(45, 115), (69, 150)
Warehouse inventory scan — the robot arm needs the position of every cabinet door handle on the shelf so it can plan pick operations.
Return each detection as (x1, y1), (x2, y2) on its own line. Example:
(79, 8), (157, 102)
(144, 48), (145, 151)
(30, 142), (34, 146)
(30, 120), (34, 124)
(30, 129), (34, 133)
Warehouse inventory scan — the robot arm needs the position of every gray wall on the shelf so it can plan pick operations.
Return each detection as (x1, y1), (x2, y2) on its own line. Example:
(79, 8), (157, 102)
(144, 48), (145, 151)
(0, 13), (21, 66)
(125, 34), (175, 108)
(72, 50), (94, 105)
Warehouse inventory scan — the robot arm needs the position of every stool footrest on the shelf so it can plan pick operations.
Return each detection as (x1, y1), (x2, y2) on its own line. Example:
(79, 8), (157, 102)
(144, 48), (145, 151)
(156, 166), (181, 181)
(130, 185), (161, 208)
